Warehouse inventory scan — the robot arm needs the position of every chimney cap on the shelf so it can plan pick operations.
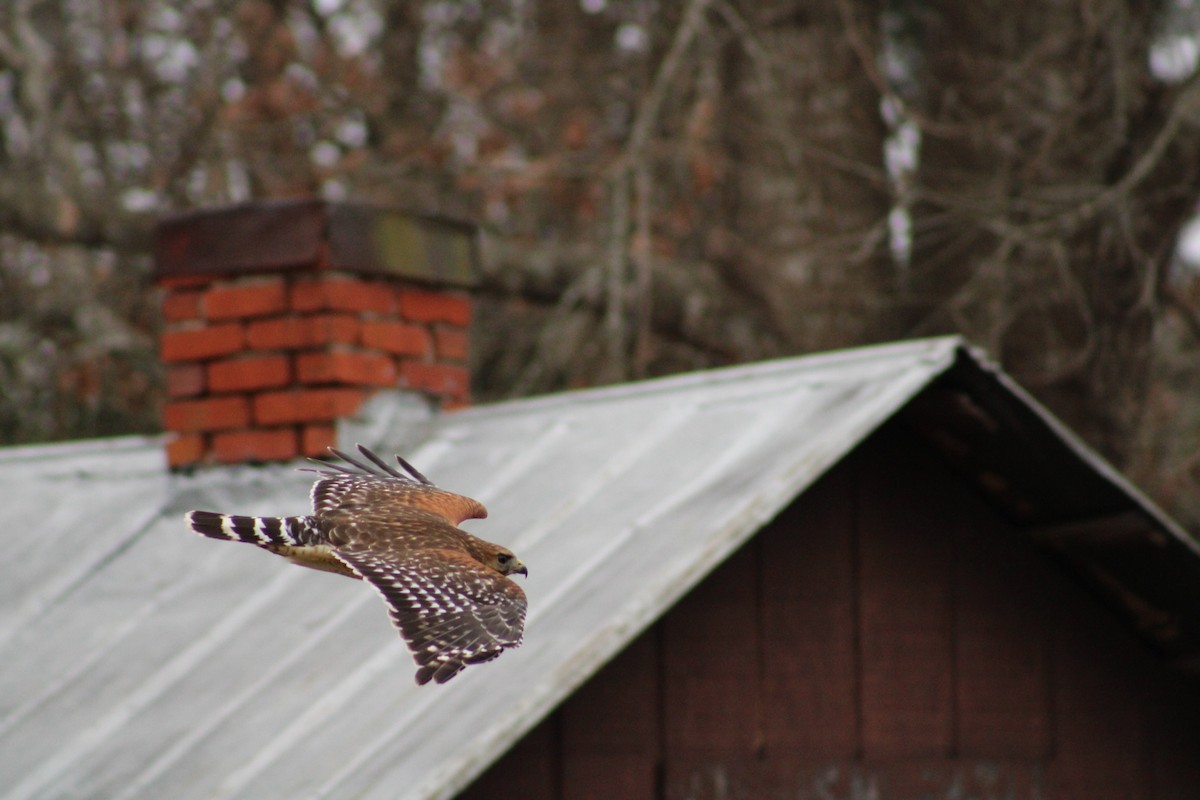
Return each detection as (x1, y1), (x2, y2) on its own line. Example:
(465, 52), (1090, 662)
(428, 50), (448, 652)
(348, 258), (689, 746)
(154, 199), (479, 288)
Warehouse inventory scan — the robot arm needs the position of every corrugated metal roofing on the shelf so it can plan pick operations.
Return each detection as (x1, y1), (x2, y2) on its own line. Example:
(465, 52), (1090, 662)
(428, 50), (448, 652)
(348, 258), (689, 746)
(2, 336), (1198, 800)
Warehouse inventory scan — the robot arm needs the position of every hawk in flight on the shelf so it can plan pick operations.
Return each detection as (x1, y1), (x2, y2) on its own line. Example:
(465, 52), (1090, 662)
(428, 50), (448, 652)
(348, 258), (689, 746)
(186, 445), (527, 685)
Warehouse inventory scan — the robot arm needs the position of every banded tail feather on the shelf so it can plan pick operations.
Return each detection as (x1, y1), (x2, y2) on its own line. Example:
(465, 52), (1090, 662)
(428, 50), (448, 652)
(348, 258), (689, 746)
(186, 510), (317, 547)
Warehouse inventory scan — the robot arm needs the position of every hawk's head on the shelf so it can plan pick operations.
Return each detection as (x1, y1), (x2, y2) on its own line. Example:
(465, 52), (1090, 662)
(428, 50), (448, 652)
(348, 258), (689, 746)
(492, 548), (528, 578)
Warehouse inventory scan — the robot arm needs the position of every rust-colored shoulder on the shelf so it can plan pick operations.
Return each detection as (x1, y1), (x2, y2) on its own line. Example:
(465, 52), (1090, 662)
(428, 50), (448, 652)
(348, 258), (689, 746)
(303, 444), (487, 526)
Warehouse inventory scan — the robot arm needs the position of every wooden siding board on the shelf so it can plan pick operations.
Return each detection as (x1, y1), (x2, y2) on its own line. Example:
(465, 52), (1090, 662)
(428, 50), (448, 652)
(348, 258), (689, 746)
(856, 429), (956, 759)
(663, 757), (761, 800)
(1145, 676), (1200, 799)
(760, 459), (859, 757)
(664, 757), (1045, 800)
(663, 545), (761, 755)
(952, 476), (1053, 758)
(562, 755), (658, 800)
(561, 633), (658, 753)
(456, 718), (557, 800)
(560, 633), (659, 800)
(863, 759), (1044, 798)
(1046, 576), (1147, 800)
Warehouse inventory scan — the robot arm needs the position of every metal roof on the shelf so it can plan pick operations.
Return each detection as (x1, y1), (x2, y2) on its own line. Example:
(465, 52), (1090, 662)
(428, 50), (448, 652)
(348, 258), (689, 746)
(2, 336), (1198, 800)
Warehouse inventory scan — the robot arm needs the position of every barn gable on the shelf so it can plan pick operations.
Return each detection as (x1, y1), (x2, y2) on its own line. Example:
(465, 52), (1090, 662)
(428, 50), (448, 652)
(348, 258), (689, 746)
(1, 337), (1198, 799)
(463, 421), (1200, 799)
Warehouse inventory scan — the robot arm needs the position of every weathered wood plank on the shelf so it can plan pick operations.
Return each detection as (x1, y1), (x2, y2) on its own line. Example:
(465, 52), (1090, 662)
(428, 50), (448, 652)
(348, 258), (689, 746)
(663, 545), (761, 755)
(856, 429), (955, 759)
(760, 459), (859, 757)
(953, 478), (1052, 757)
(561, 633), (660, 800)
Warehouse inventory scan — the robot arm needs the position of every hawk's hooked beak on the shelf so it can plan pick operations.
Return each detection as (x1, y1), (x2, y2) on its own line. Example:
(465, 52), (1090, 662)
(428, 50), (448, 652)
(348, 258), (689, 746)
(513, 560), (528, 578)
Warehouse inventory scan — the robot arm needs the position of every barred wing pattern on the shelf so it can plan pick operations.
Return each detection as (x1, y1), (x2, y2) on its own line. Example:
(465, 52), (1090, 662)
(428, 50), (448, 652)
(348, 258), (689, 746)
(334, 547), (527, 686)
(187, 445), (527, 685)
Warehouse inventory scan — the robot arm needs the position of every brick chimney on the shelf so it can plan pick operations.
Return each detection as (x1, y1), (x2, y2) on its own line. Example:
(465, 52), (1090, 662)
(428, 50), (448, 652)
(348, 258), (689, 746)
(156, 200), (477, 469)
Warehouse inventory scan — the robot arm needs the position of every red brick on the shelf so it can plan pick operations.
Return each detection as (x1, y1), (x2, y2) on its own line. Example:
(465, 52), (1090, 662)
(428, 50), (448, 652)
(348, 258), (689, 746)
(246, 314), (360, 350)
(399, 289), (471, 325)
(162, 290), (204, 322)
(254, 388), (365, 425)
(361, 320), (431, 357)
(212, 428), (298, 463)
(164, 396), (250, 432)
(158, 273), (218, 290)
(434, 326), (469, 361)
(161, 323), (245, 363)
(208, 355), (291, 393)
(166, 364), (206, 398)
(302, 424), (336, 456)
(204, 281), (288, 320)
(399, 361), (469, 400)
(291, 278), (395, 314)
(296, 352), (397, 387)
(166, 433), (205, 468)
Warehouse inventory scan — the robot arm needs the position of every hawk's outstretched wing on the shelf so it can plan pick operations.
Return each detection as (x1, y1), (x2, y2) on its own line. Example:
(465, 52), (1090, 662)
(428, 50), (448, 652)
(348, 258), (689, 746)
(303, 445), (488, 526)
(334, 545), (527, 685)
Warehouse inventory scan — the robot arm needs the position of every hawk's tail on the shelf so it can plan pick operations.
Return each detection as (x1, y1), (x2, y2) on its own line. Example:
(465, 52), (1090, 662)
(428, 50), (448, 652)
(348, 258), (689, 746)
(186, 511), (318, 547)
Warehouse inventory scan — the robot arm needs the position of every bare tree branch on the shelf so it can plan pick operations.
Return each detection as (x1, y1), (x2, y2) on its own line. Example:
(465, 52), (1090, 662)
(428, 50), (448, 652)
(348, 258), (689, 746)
(604, 0), (711, 380)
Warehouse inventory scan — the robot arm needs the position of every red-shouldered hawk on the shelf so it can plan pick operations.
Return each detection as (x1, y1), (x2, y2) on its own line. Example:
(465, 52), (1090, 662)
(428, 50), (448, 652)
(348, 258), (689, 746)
(186, 445), (527, 685)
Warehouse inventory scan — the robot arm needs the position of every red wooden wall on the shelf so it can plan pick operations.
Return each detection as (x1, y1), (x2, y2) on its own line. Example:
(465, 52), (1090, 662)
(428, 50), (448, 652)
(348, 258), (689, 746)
(460, 423), (1200, 799)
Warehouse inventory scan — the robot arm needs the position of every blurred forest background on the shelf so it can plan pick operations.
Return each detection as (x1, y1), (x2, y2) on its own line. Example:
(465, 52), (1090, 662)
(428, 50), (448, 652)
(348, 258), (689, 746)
(5, 0), (1200, 527)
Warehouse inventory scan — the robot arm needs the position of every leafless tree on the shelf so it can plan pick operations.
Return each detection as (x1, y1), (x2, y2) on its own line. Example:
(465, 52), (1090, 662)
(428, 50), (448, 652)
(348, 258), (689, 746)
(4, 0), (1200, 528)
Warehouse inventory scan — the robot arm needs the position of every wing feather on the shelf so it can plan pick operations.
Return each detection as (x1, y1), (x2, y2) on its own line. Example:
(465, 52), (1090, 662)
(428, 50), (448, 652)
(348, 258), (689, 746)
(300, 445), (487, 525)
(333, 547), (526, 685)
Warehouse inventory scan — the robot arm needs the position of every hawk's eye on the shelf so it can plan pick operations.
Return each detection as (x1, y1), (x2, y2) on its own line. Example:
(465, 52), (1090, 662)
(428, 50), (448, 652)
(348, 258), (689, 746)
(497, 553), (511, 565)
